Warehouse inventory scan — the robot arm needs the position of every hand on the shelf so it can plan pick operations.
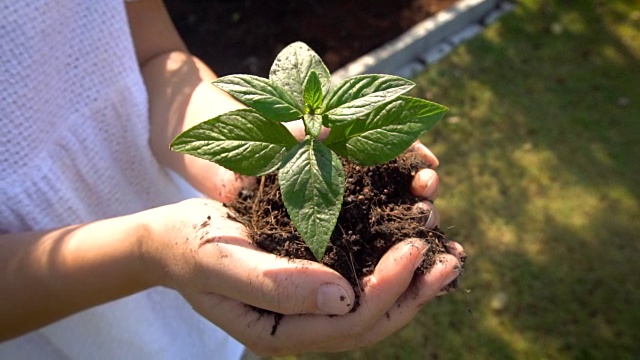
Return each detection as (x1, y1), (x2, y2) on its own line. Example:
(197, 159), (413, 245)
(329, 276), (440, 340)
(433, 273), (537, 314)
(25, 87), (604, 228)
(140, 198), (462, 356)
(196, 119), (327, 202)
(140, 157), (463, 356)
(193, 140), (439, 205)
(140, 198), (357, 315)
(406, 140), (441, 230)
(200, 238), (463, 356)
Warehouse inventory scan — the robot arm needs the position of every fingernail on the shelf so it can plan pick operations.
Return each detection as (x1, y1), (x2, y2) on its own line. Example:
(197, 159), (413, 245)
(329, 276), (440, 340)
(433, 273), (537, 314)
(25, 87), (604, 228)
(317, 285), (351, 315)
(421, 171), (434, 194)
(412, 202), (439, 229)
(425, 175), (439, 199)
(414, 170), (438, 199)
(425, 206), (440, 229)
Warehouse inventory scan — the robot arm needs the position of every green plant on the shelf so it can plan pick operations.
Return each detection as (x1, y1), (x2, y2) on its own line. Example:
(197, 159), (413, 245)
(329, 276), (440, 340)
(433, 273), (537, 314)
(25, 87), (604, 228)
(171, 42), (447, 260)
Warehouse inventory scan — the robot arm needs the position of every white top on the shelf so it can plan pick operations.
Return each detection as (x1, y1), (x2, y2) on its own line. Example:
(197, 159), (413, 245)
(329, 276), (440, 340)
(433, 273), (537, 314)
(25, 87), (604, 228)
(0, 0), (244, 358)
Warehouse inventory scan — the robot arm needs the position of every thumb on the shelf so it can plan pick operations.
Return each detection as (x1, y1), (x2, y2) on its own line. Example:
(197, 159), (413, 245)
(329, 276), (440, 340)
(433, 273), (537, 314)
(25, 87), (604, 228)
(194, 241), (355, 315)
(211, 169), (256, 203)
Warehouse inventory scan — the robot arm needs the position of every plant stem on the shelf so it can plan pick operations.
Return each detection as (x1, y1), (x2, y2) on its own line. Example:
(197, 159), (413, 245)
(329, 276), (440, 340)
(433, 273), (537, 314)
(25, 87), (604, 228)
(252, 176), (266, 228)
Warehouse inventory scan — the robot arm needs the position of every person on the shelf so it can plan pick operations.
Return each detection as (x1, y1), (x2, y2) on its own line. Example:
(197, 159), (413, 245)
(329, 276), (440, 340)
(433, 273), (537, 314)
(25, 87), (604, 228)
(0, 0), (465, 358)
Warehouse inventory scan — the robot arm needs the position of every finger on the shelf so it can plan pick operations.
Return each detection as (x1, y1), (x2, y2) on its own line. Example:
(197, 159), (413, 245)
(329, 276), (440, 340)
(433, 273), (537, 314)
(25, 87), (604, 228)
(445, 241), (467, 262)
(195, 241), (355, 316)
(334, 253), (461, 351)
(352, 239), (429, 328)
(408, 141), (439, 169)
(232, 240), (426, 354)
(239, 174), (257, 191)
(283, 119), (330, 141)
(412, 202), (440, 229)
(185, 291), (282, 355)
(215, 169), (256, 203)
(201, 240), (433, 356)
(410, 168), (439, 200)
(283, 120), (306, 140)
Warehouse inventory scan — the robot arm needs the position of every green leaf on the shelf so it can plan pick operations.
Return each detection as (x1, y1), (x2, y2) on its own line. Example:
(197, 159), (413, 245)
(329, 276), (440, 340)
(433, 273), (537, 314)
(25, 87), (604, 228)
(324, 96), (447, 166)
(304, 114), (323, 138)
(213, 75), (303, 122)
(279, 138), (345, 260)
(269, 42), (331, 110)
(171, 109), (298, 176)
(303, 70), (323, 114)
(321, 74), (415, 127)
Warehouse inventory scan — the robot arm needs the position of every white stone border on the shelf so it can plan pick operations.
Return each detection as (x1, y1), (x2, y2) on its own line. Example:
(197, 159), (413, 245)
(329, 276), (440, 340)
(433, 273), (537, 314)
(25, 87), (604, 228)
(331, 0), (516, 83)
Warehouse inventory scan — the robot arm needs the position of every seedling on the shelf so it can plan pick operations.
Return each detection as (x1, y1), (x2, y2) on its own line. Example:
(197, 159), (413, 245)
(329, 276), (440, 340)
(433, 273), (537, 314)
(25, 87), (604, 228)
(171, 42), (447, 260)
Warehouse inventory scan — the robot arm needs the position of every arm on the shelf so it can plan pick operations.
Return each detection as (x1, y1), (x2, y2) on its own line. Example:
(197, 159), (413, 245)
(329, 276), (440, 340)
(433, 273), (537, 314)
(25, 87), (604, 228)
(0, 200), (359, 342)
(127, 0), (250, 202)
(0, 214), (150, 340)
(0, 1), (221, 340)
(128, 0), (444, 202)
(0, 2), (333, 340)
(0, 0), (462, 350)
(130, 1), (462, 355)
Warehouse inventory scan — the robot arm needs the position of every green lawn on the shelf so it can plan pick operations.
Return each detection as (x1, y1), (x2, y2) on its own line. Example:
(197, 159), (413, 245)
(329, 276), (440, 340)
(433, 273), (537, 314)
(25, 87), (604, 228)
(283, 0), (640, 358)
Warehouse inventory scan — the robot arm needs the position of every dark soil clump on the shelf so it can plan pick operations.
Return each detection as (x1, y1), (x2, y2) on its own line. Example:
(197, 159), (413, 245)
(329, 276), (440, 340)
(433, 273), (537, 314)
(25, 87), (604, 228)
(166, 0), (460, 77)
(227, 154), (451, 305)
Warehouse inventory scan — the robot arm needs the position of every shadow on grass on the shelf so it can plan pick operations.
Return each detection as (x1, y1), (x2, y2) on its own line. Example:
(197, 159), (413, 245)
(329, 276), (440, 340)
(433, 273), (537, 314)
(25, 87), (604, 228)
(405, 0), (640, 358)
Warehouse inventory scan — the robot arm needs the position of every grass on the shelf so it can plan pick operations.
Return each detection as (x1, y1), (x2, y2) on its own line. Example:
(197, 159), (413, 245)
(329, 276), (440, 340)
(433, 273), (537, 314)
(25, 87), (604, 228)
(276, 0), (640, 358)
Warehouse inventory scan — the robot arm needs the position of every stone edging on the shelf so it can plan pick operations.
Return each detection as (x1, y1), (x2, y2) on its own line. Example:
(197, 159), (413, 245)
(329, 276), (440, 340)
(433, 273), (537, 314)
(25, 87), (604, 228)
(331, 0), (516, 83)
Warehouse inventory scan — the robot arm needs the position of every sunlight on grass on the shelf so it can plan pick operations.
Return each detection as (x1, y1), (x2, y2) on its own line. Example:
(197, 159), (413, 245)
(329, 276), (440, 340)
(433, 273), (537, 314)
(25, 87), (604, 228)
(285, 1), (639, 359)
(407, 0), (640, 358)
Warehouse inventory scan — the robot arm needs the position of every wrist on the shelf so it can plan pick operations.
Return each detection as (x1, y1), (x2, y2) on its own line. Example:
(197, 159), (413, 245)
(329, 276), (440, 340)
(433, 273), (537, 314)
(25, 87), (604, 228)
(134, 207), (169, 289)
(91, 212), (159, 294)
(134, 204), (193, 291)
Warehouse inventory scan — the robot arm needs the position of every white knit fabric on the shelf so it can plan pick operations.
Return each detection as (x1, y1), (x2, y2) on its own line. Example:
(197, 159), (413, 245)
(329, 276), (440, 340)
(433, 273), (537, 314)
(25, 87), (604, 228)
(0, 0), (244, 358)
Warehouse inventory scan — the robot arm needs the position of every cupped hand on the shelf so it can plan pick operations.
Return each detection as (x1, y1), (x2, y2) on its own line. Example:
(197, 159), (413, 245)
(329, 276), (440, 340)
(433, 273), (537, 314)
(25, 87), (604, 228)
(140, 199), (356, 316)
(192, 238), (463, 356)
(186, 126), (438, 206)
(140, 196), (463, 356)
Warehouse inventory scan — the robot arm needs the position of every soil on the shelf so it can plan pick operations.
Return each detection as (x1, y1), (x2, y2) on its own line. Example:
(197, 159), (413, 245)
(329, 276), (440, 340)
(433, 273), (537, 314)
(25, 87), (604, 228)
(165, 0), (460, 77)
(227, 155), (453, 310)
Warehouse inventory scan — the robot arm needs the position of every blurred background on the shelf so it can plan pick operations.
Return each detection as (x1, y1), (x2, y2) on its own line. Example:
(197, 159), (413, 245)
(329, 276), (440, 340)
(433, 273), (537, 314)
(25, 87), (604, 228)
(165, 0), (455, 76)
(168, 0), (640, 358)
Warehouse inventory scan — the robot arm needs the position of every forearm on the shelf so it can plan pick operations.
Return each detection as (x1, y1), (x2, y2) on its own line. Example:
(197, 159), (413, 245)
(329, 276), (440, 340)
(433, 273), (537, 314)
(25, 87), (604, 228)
(127, 0), (249, 200)
(0, 214), (150, 341)
(142, 52), (244, 188)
